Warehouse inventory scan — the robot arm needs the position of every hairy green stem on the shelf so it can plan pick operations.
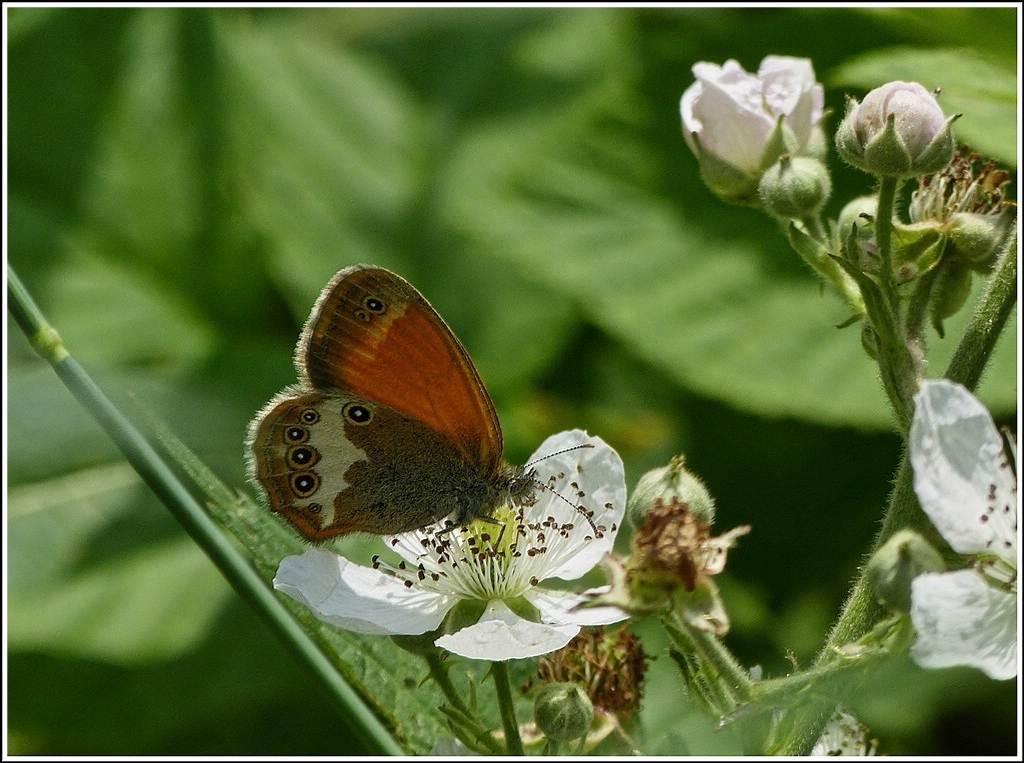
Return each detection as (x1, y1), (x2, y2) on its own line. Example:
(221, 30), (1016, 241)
(425, 652), (473, 719)
(870, 175), (921, 432)
(873, 176), (900, 307)
(425, 653), (504, 755)
(945, 222), (1018, 387)
(665, 612), (753, 710)
(664, 618), (736, 713)
(492, 661), (525, 755)
(780, 219), (1018, 754)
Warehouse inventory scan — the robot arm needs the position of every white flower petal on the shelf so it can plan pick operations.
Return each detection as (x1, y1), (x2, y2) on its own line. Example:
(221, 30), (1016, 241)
(910, 379), (1015, 556)
(274, 549), (456, 635)
(759, 57), (821, 106)
(910, 569), (1018, 680)
(527, 587), (628, 627)
(434, 599), (579, 660)
(810, 709), (877, 756)
(523, 429), (626, 582)
(680, 81), (703, 154)
(695, 71), (775, 173)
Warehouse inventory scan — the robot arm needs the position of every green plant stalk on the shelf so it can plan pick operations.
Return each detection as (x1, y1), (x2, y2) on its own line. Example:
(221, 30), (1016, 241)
(437, 704), (505, 755)
(424, 651), (473, 719)
(491, 661), (525, 755)
(799, 212), (828, 243)
(745, 627), (900, 756)
(873, 176), (900, 308)
(870, 175), (921, 432)
(7, 265), (404, 756)
(945, 223), (1018, 387)
(779, 220), (1018, 754)
(425, 653), (504, 754)
(664, 619), (735, 714)
(664, 612), (753, 711)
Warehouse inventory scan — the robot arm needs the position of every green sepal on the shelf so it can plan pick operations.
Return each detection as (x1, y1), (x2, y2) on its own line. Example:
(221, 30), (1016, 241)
(890, 221), (947, 283)
(829, 254), (898, 346)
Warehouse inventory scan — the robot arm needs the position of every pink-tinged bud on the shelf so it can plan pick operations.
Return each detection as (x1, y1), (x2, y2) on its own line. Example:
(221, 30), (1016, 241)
(835, 81), (958, 178)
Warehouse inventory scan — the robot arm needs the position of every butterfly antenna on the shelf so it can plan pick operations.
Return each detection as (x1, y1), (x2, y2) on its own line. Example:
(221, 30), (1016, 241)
(523, 443), (594, 469)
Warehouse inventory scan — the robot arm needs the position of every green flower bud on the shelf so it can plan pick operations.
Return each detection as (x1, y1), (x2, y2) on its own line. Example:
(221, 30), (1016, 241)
(866, 529), (945, 613)
(534, 682), (594, 743)
(837, 195), (879, 273)
(628, 454), (716, 527)
(929, 262), (974, 338)
(836, 195), (877, 243)
(946, 209), (1014, 271)
(758, 155), (832, 218)
(835, 81), (958, 178)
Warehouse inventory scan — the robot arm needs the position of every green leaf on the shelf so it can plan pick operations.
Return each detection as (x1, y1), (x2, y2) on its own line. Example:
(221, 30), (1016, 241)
(8, 471), (232, 663)
(435, 16), (1016, 429)
(851, 7), (1017, 64)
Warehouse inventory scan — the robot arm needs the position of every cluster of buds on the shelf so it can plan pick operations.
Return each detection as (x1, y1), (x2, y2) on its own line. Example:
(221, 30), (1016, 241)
(682, 54), (1016, 339)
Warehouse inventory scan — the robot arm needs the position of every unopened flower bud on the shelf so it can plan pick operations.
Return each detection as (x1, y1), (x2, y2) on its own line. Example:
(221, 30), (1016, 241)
(758, 155), (832, 218)
(628, 454), (716, 527)
(837, 195), (877, 242)
(866, 529), (945, 613)
(534, 682), (594, 742)
(929, 262), (973, 338)
(837, 195), (879, 273)
(835, 81), (958, 178)
(946, 209), (1015, 271)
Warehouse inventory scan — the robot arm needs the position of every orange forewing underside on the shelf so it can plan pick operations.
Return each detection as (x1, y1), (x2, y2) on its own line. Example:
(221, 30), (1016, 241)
(299, 266), (503, 471)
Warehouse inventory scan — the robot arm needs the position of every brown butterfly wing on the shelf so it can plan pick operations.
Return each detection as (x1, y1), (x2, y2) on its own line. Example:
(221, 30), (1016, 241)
(248, 389), (366, 541)
(298, 265), (504, 474)
(247, 389), (506, 541)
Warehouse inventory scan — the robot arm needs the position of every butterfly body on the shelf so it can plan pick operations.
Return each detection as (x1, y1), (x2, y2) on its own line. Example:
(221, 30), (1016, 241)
(248, 265), (537, 541)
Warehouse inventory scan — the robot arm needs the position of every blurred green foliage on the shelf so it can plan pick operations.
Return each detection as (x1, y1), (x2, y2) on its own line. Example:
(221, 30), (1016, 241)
(6, 6), (1016, 755)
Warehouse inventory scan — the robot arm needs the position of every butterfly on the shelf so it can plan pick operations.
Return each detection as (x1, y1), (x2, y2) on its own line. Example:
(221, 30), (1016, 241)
(247, 264), (540, 542)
